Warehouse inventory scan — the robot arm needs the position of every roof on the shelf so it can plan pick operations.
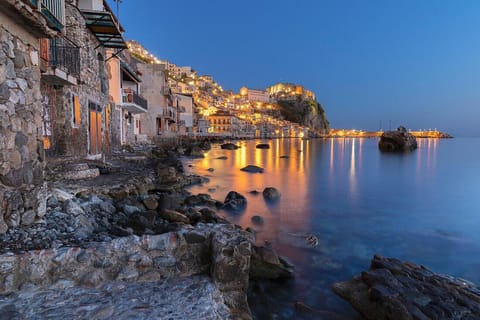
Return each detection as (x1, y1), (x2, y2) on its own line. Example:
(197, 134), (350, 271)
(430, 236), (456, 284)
(120, 61), (141, 83)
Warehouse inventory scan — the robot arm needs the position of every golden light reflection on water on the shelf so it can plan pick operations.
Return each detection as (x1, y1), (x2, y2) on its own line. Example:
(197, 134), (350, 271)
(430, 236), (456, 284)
(416, 138), (438, 176)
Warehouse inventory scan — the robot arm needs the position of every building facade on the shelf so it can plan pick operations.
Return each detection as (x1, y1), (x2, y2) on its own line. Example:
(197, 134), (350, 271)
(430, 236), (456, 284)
(0, 0), (63, 232)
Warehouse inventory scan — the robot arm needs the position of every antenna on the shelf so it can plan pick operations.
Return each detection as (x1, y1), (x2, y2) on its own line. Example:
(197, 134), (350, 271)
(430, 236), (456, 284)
(113, 0), (123, 18)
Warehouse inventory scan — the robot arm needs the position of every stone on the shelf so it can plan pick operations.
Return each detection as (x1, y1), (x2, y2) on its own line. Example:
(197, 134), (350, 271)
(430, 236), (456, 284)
(207, 167), (214, 172)
(378, 126), (418, 152)
(220, 143), (239, 150)
(14, 131), (27, 148)
(333, 255), (480, 320)
(262, 187), (281, 201)
(63, 199), (84, 217)
(142, 196), (158, 210)
(256, 143), (270, 149)
(279, 155), (289, 159)
(21, 209), (36, 226)
(0, 82), (10, 103)
(123, 205), (140, 216)
(240, 165), (264, 173)
(251, 215), (264, 225)
(216, 156), (228, 160)
(160, 209), (189, 224)
(185, 146), (204, 158)
(223, 191), (247, 211)
(51, 188), (74, 202)
(13, 49), (25, 68)
(99, 201), (116, 214)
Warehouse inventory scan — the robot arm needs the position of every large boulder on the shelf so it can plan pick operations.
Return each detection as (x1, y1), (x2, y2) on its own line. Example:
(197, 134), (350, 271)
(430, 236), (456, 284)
(332, 255), (480, 320)
(221, 143), (240, 150)
(250, 245), (294, 279)
(378, 126), (418, 152)
(223, 191), (247, 211)
(240, 165), (264, 173)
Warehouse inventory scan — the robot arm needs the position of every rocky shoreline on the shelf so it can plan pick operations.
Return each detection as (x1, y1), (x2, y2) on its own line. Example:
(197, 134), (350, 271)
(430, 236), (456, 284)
(0, 139), (292, 319)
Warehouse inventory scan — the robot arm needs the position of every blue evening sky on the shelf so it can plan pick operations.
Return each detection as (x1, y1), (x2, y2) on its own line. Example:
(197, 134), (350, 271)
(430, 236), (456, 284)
(107, 0), (480, 136)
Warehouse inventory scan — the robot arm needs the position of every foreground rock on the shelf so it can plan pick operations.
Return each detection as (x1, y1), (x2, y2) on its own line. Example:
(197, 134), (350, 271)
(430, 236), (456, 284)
(332, 255), (480, 320)
(262, 187), (281, 201)
(221, 143), (240, 150)
(379, 126), (418, 152)
(0, 276), (230, 320)
(250, 245), (294, 279)
(223, 191), (247, 211)
(255, 143), (270, 149)
(240, 165), (264, 173)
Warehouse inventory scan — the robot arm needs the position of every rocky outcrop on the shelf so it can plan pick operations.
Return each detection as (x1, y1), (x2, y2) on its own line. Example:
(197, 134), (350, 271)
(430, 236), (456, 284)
(332, 255), (480, 320)
(379, 126), (418, 152)
(249, 245), (294, 280)
(276, 99), (330, 135)
(240, 165), (264, 173)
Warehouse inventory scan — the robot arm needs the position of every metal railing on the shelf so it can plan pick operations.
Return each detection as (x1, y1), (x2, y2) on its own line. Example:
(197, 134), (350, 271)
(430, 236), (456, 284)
(41, 0), (65, 29)
(163, 107), (176, 119)
(40, 38), (80, 76)
(122, 90), (148, 110)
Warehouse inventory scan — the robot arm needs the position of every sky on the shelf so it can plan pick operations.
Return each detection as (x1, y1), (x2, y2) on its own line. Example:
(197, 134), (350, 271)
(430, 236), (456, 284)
(107, 0), (480, 136)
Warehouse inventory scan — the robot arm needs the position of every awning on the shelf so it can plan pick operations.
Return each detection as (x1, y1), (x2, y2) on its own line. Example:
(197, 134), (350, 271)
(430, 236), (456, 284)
(120, 102), (147, 114)
(82, 10), (126, 49)
(121, 61), (141, 83)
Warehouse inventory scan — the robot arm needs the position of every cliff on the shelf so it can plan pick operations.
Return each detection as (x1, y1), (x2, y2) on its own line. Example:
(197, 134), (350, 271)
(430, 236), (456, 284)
(276, 99), (330, 135)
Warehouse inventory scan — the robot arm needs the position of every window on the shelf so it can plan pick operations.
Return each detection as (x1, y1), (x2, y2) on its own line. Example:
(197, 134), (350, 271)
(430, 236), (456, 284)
(72, 95), (81, 125)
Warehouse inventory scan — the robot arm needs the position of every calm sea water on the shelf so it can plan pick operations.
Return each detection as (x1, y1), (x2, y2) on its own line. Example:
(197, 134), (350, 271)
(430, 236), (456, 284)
(184, 138), (480, 319)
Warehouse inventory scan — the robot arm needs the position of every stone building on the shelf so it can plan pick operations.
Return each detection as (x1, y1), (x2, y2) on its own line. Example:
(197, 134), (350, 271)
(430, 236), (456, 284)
(0, 0), (63, 232)
(40, 0), (125, 159)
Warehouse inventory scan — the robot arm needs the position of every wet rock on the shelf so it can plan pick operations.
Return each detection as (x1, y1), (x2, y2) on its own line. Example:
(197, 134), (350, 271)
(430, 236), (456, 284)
(262, 187), (281, 201)
(248, 190), (260, 195)
(207, 168), (215, 172)
(223, 191), (247, 211)
(216, 156), (228, 160)
(256, 143), (270, 149)
(332, 255), (480, 320)
(240, 165), (264, 173)
(378, 126), (418, 152)
(279, 155), (289, 159)
(250, 245), (294, 279)
(251, 216), (264, 225)
(20, 210), (36, 226)
(220, 143), (239, 150)
(63, 200), (84, 217)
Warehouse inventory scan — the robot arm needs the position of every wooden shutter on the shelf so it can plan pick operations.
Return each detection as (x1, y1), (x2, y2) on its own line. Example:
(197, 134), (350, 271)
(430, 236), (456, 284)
(73, 96), (81, 125)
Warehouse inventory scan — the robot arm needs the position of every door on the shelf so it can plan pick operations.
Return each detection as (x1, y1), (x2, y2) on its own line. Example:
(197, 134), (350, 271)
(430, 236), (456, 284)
(89, 102), (103, 155)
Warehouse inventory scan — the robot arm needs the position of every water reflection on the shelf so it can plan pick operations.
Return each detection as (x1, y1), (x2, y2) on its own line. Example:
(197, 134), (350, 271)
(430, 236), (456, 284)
(184, 138), (480, 319)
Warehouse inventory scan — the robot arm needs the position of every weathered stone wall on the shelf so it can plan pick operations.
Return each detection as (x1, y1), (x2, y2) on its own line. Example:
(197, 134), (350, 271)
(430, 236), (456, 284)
(0, 223), (254, 318)
(0, 12), (48, 233)
(46, 0), (109, 158)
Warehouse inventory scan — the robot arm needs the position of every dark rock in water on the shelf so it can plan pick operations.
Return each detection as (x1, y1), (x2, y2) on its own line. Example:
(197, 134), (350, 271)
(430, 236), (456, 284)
(250, 245), (294, 279)
(216, 156), (228, 160)
(251, 215), (264, 225)
(223, 191), (247, 211)
(240, 165), (264, 173)
(279, 155), (289, 159)
(198, 140), (211, 150)
(207, 168), (214, 172)
(248, 190), (260, 195)
(379, 126), (418, 152)
(256, 143), (270, 149)
(262, 187), (281, 201)
(221, 143), (239, 150)
(332, 255), (480, 320)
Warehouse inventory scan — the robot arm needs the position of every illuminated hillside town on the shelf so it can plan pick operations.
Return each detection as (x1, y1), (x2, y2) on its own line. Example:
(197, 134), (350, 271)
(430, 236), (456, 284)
(126, 40), (449, 141)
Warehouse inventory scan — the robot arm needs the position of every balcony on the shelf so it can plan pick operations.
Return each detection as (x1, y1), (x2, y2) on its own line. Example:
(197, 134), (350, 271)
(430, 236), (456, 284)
(120, 88), (148, 114)
(163, 106), (177, 122)
(40, 38), (79, 85)
(28, 0), (65, 31)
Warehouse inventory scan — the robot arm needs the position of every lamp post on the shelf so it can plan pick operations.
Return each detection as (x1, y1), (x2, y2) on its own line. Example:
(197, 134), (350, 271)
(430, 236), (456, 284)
(113, 0), (123, 18)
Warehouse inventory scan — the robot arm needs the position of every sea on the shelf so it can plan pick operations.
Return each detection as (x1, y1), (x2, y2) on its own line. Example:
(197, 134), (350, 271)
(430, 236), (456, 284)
(184, 137), (480, 319)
